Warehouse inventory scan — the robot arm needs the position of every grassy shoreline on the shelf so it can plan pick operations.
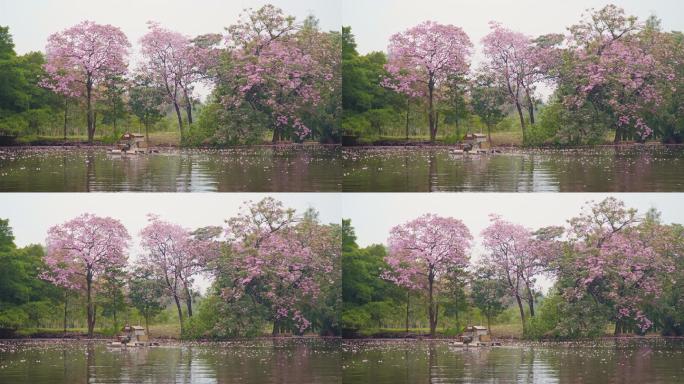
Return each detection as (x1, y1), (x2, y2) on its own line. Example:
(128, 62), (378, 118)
(344, 129), (679, 148)
(1, 325), (338, 341)
(1, 133), (340, 148)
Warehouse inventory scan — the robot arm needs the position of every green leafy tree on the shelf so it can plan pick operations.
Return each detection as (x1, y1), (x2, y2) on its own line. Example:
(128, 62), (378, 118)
(470, 74), (506, 145)
(470, 268), (507, 334)
(341, 219), (404, 335)
(128, 77), (165, 143)
(128, 268), (165, 335)
(0, 219), (60, 332)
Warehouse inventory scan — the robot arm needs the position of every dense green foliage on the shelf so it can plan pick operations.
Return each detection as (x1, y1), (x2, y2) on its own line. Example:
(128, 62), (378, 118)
(0, 27), (61, 140)
(341, 220), (404, 335)
(341, 28), (407, 141)
(0, 219), (60, 332)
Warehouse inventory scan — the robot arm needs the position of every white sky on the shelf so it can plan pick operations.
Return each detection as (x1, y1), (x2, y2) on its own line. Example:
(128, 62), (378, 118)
(0, 193), (342, 292)
(343, 193), (684, 292)
(0, 0), (341, 55)
(343, 0), (684, 55)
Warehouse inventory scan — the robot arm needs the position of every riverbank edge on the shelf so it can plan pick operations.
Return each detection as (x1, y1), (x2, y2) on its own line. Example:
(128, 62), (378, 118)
(343, 141), (682, 150)
(0, 335), (343, 344)
(342, 335), (684, 344)
(0, 141), (341, 150)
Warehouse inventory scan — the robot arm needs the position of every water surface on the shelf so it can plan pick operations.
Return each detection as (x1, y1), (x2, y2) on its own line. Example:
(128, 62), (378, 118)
(0, 146), (341, 192)
(0, 338), (341, 383)
(342, 146), (684, 192)
(342, 339), (684, 384)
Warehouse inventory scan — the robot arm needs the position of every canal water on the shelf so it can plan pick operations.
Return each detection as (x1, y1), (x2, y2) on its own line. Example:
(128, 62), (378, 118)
(0, 339), (341, 384)
(342, 339), (684, 383)
(0, 146), (341, 192)
(342, 146), (684, 192)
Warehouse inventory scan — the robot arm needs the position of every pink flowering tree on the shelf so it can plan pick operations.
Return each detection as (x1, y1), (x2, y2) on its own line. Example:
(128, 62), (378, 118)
(139, 22), (220, 140)
(221, 5), (333, 142)
(139, 215), (219, 334)
(42, 214), (130, 337)
(481, 215), (556, 334)
(383, 214), (472, 336)
(43, 21), (130, 143)
(481, 22), (561, 143)
(222, 198), (335, 335)
(564, 5), (673, 142)
(561, 198), (674, 334)
(383, 21), (472, 142)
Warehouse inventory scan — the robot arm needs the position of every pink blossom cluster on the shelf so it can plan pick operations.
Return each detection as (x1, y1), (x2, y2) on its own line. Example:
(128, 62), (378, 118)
(224, 198), (336, 332)
(383, 21), (472, 100)
(564, 198), (674, 331)
(383, 214), (472, 291)
(42, 21), (130, 100)
(564, 5), (674, 140)
(138, 22), (220, 110)
(42, 214), (130, 291)
(139, 214), (219, 300)
(481, 215), (552, 299)
(223, 5), (334, 140)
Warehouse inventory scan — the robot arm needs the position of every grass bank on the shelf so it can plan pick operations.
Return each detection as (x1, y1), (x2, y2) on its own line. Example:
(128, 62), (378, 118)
(346, 129), (655, 148)
(9, 131), (181, 147)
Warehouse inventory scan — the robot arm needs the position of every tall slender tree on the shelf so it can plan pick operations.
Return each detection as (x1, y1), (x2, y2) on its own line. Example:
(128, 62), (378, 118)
(43, 21), (130, 143)
(42, 214), (130, 337)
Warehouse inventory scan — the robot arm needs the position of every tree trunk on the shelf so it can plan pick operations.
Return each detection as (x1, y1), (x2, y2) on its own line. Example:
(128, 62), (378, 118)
(144, 122), (150, 146)
(184, 286), (193, 317)
(486, 123), (492, 147)
(63, 291), (68, 337)
(173, 294), (184, 335)
(144, 313), (150, 337)
(63, 98), (68, 142)
(506, 77), (526, 145)
(527, 103), (535, 125)
(613, 125), (623, 144)
(525, 88), (535, 125)
(405, 291), (410, 333)
(428, 80), (436, 141)
(405, 99), (410, 141)
(272, 319), (280, 336)
(271, 126), (281, 143)
(486, 314), (492, 336)
(183, 88), (193, 126)
(172, 101), (184, 140)
(526, 284), (535, 317)
(86, 80), (94, 143)
(428, 271), (437, 337)
(514, 100), (526, 145)
(86, 271), (95, 338)
(515, 293), (526, 335)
